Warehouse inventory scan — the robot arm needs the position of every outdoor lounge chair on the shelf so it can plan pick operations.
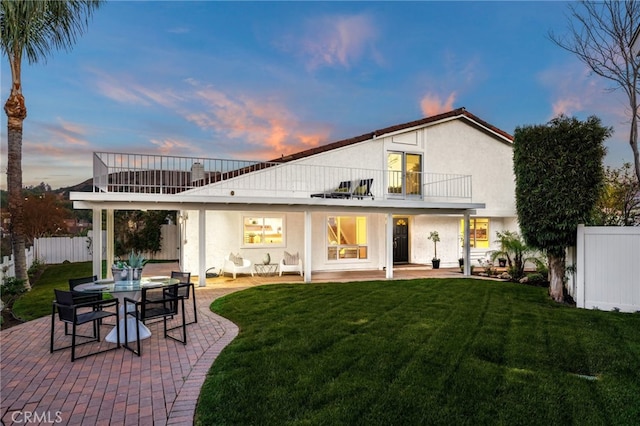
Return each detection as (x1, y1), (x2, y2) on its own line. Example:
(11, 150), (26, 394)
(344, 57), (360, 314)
(311, 180), (352, 199)
(352, 178), (374, 199)
(223, 253), (254, 279)
(279, 251), (303, 276)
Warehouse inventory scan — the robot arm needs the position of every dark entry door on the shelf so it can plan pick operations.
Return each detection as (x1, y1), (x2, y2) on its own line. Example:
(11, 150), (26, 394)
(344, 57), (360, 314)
(393, 217), (409, 264)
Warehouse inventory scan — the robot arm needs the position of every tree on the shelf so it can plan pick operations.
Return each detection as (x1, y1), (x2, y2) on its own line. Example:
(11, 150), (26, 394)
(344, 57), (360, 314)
(593, 162), (640, 225)
(550, 0), (640, 184)
(1, 0), (102, 290)
(23, 192), (70, 245)
(513, 115), (612, 303)
(114, 210), (173, 257)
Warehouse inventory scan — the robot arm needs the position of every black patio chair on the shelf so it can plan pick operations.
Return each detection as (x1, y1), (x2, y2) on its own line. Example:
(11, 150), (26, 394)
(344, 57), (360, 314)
(50, 289), (120, 362)
(69, 275), (101, 303)
(68, 275), (111, 330)
(123, 284), (186, 356)
(171, 271), (198, 324)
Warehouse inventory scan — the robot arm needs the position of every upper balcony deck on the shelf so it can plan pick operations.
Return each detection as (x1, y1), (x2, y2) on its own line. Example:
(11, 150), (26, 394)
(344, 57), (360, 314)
(92, 152), (473, 203)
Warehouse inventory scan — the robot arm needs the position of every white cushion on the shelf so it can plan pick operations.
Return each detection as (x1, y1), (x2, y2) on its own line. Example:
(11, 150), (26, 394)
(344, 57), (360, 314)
(284, 251), (299, 265)
(230, 252), (244, 266)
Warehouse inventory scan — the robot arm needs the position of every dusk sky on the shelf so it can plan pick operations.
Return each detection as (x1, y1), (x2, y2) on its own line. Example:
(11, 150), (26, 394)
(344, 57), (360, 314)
(1, 1), (636, 190)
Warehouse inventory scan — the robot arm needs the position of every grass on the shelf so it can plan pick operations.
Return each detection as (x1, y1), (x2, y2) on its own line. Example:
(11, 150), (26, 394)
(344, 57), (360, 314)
(197, 278), (640, 425)
(12, 261), (93, 321)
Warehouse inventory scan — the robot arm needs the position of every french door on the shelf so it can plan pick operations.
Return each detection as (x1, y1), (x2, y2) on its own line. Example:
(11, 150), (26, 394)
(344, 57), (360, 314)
(387, 152), (422, 198)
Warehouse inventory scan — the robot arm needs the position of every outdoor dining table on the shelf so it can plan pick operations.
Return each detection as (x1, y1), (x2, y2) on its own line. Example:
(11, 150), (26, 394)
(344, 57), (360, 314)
(75, 276), (179, 343)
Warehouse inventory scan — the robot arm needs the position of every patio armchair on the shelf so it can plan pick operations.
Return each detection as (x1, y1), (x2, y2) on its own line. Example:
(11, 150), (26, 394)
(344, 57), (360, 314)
(69, 275), (101, 303)
(223, 253), (254, 279)
(50, 289), (120, 362)
(311, 180), (352, 199)
(123, 284), (186, 356)
(68, 275), (106, 331)
(279, 251), (303, 276)
(171, 271), (197, 324)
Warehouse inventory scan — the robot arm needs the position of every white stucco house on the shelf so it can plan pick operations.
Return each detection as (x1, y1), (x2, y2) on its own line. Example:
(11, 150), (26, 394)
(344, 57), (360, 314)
(71, 107), (519, 285)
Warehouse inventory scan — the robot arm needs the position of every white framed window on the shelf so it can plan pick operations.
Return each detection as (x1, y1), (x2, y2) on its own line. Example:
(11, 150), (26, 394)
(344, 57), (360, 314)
(327, 215), (368, 260)
(459, 218), (489, 249)
(243, 215), (284, 247)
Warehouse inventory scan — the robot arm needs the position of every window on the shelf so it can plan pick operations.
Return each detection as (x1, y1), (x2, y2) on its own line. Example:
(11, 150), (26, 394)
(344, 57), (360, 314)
(327, 216), (368, 260)
(387, 152), (422, 197)
(243, 216), (283, 246)
(460, 218), (489, 249)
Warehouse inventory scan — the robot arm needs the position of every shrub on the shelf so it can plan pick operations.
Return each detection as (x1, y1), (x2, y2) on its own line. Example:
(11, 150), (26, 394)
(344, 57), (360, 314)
(526, 273), (546, 284)
(28, 257), (45, 276)
(1, 276), (28, 306)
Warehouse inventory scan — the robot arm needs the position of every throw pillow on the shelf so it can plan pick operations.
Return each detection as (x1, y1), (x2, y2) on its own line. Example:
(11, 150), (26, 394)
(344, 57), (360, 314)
(284, 251), (299, 265)
(230, 252), (244, 266)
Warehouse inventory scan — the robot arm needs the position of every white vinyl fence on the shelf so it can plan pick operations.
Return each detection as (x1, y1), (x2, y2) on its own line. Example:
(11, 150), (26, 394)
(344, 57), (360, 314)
(575, 225), (640, 313)
(1, 224), (178, 280)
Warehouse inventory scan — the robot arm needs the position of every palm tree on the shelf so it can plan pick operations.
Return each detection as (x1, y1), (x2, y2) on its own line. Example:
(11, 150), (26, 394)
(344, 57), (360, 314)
(1, 0), (102, 290)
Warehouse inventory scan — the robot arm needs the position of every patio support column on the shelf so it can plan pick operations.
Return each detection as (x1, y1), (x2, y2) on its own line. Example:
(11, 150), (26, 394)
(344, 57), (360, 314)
(106, 209), (114, 279)
(198, 208), (207, 287)
(386, 213), (393, 279)
(92, 208), (103, 279)
(463, 211), (471, 276)
(304, 210), (312, 283)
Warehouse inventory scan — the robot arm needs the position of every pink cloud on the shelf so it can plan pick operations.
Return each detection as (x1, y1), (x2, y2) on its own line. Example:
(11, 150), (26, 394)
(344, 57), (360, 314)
(283, 13), (379, 70)
(91, 69), (182, 109)
(420, 92), (457, 117)
(552, 97), (584, 117)
(89, 72), (332, 159)
(185, 82), (331, 158)
(149, 138), (191, 155)
(39, 119), (90, 147)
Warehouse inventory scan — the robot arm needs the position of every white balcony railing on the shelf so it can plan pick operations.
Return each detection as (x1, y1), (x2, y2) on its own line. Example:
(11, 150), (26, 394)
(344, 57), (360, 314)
(92, 152), (472, 201)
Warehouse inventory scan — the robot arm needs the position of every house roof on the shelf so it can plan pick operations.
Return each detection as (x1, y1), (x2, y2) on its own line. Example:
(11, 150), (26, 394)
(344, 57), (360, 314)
(271, 107), (513, 163)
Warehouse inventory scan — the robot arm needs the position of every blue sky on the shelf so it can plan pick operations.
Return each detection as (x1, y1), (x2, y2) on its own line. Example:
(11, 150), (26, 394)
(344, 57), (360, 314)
(1, 1), (635, 190)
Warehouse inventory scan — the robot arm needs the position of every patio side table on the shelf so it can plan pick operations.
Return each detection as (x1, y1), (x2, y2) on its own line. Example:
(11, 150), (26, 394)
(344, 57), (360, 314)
(254, 263), (278, 277)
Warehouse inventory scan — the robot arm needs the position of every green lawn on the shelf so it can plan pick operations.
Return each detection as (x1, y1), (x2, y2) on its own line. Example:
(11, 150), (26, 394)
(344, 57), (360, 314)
(197, 278), (640, 425)
(12, 261), (94, 321)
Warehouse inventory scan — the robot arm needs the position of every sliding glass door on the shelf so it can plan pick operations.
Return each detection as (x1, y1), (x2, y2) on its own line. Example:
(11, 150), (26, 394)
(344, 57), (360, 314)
(387, 152), (422, 198)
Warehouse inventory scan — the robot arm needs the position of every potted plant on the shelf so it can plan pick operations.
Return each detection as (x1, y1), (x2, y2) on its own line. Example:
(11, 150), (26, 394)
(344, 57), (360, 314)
(112, 250), (148, 281)
(428, 231), (440, 269)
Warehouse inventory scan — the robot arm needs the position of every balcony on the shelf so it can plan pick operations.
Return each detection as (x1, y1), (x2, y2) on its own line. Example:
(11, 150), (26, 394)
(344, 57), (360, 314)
(92, 152), (472, 202)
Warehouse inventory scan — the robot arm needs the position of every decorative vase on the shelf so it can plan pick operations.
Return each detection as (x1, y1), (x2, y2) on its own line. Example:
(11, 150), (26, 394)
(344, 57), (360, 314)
(263, 253), (271, 265)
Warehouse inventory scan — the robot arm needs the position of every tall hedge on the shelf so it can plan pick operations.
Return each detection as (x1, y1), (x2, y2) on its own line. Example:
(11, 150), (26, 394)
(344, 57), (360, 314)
(513, 115), (611, 301)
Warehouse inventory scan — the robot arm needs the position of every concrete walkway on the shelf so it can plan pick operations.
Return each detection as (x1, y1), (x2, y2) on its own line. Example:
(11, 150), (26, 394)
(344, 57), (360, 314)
(0, 264), (462, 425)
